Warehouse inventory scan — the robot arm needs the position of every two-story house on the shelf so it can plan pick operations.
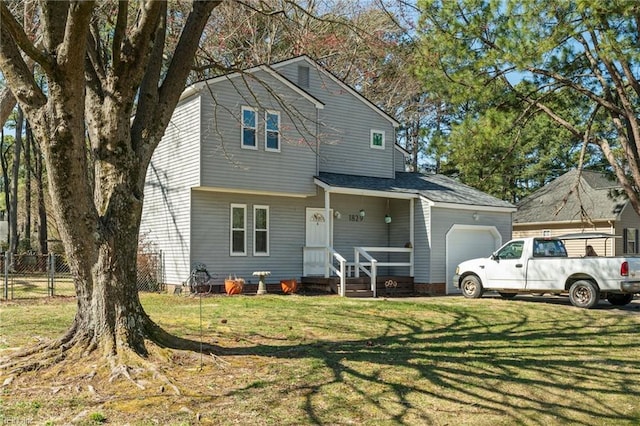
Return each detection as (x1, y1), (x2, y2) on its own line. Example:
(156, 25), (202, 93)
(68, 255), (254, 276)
(140, 56), (515, 296)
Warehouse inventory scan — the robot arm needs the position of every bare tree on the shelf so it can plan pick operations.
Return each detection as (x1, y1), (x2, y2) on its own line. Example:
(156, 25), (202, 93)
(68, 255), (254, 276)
(0, 1), (220, 373)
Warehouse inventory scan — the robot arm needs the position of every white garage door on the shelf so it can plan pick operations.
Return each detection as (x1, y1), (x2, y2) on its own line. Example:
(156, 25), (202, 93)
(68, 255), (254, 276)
(446, 225), (502, 294)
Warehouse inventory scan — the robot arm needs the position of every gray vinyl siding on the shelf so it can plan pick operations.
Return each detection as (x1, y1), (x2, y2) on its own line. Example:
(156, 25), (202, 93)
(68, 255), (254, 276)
(428, 207), (512, 284)
(275, 61), (396, 179)
(327, 194), (407, 262)
(191, 190), (310, 284)
(141, 96), (202, 285)
(394, 148), (407, 172)
(387, 198), (412, 275)
(199, 70), (318, 195)
(413, 198), (432, 283)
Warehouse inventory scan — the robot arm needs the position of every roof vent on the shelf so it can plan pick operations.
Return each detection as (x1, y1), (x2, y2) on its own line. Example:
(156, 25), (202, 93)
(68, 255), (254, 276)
(298, 65), (310, 88)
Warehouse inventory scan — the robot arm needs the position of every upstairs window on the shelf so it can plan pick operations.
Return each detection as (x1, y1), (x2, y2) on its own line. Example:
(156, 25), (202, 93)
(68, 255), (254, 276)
(241, 106), (257, 149)
(230, 204), (246, 255)
(254, 206), (269, 256)
(265, 111), (280, 152)
(371, 129), (385, 150)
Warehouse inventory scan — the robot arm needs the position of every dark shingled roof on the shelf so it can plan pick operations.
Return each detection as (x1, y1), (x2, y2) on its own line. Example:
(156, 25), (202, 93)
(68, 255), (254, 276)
(317, 172), (515, 209)
(514, 169), (628, 224)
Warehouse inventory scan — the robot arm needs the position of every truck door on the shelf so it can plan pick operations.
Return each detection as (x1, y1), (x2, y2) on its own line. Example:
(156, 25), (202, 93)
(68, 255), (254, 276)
(484, 240), (527, 289)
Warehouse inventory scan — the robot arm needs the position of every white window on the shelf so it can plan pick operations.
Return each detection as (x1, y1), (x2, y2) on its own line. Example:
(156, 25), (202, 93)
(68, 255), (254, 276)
(371, 129), (385, 149)
(625, 228), (638, 254)
(230, 204), (246, 255)
(254, 205), (269, 256)
(265, 111), (280, 152)
(241, 106), (257, 149)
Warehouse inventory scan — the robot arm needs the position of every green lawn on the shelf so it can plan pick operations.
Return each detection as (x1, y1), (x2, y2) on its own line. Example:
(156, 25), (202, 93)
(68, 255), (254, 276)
(1, 293), (640, 425)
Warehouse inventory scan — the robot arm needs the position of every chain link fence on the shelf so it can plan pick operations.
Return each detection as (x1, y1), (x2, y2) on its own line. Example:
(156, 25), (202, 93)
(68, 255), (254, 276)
(1, 251), (164, 300)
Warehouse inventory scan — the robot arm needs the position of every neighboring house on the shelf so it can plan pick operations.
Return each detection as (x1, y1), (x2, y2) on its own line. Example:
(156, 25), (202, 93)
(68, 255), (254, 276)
(140, 55), (515, 296)
(513, 169), (640, 257)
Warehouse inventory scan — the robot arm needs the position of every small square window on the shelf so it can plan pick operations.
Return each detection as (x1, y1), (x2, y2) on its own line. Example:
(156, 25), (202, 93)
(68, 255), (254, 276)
(371, 130), (385, 149)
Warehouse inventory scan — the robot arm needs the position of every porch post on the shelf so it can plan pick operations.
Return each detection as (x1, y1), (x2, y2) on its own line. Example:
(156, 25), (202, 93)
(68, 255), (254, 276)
(324, 189), (331, 278)
(410, 198), (415, 277)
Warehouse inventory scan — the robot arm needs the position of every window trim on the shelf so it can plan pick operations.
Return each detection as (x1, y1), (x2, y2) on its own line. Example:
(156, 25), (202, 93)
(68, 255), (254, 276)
(265, 110), (281, 152)
(370, 129), (385, 150)
(253, 205), (270, 256)
(624, 228), (639, 254)
(230, 204), (247, 256)
(241, 106), (258, 150)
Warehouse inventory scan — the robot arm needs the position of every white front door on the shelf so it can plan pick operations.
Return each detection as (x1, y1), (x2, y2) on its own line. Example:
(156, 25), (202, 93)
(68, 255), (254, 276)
(304, 208), (332, 276)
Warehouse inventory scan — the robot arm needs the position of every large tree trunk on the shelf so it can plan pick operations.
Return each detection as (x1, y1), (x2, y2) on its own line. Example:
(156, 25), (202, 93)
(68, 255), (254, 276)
(0, 1), (220, 371)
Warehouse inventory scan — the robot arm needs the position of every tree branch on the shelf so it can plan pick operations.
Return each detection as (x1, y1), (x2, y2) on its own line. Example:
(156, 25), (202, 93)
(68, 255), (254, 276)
(112, 0), (128, 71)
(137, 1), (220, 154)
(0, 16), (46, 110)
(0, 2), (52, 72)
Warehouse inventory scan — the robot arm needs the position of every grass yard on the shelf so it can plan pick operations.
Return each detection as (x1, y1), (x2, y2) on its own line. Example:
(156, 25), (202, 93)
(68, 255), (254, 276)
(1, 293), (640, 425)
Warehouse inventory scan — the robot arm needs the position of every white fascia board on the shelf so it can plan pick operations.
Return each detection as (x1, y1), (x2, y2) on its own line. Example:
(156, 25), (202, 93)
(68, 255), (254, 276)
(395, 144), (410, 157)
(513, 218), (617, 227)
(193, 186), (314, 198)
(420, 196), (517, 213)
(272, 56), (400, 128)
(314, 178), (416, 200)
(180, 65), (324, 110)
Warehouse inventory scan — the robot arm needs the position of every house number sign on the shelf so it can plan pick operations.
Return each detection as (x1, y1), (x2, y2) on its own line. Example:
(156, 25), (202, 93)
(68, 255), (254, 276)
(349, 214), (364, 222)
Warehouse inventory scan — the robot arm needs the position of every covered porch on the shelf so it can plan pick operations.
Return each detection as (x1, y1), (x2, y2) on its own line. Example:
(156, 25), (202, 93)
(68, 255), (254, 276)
(303, 173), (418, 297)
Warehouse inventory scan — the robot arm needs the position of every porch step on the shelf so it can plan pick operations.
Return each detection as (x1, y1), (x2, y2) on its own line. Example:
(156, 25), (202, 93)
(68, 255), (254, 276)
(300, 276), (414, 298)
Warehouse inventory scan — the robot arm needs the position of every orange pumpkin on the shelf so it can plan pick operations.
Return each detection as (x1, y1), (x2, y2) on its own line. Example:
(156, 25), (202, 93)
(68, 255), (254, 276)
(280, 279), (298, 294)
(225, 279), (244, 295)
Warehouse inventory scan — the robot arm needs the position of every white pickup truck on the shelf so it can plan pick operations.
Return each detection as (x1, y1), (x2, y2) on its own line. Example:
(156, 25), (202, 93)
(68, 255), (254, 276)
(453, 236), (640, 308)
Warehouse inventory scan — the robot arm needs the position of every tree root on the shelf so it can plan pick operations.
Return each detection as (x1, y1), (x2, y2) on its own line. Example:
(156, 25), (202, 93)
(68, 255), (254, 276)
(1, 316), (221, 396)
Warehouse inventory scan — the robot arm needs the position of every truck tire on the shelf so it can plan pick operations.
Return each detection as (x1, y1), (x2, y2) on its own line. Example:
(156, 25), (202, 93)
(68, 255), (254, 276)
(461, 275), (483, 299)
(607, 293), (634, 306)
(569, 280), (600, 309)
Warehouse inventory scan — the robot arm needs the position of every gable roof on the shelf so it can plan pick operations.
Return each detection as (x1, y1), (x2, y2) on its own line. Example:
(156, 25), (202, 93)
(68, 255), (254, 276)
(271, 55), (401, 128)
(514, 169), (629, 224)
(315, 172), (516, 211)
(180, 64), (325, 109)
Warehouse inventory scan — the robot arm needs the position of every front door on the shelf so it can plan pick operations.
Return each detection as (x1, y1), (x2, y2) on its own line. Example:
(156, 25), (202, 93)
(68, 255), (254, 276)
(304, 208), (332, 276)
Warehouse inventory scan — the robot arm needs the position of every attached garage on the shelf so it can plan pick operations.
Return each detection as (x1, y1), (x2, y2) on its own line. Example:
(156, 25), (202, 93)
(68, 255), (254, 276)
(445, 225), (502, 294)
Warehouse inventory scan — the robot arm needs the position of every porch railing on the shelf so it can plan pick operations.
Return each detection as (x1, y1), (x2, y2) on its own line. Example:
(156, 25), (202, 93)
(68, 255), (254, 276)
(304, 245), (413, 297)
(327, 247), (347, 297)
(354, 247), (413, 298)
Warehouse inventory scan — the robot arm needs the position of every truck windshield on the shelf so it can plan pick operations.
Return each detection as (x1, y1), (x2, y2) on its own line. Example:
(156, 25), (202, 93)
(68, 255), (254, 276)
(532, 239), (568, 257)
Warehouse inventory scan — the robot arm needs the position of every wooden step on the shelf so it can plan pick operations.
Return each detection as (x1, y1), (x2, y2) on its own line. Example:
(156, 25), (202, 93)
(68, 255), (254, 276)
(301, 275), (414, 298)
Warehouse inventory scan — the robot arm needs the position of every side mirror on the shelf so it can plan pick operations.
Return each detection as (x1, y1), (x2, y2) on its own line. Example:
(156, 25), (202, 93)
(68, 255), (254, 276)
(490, 253), (499, 261)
